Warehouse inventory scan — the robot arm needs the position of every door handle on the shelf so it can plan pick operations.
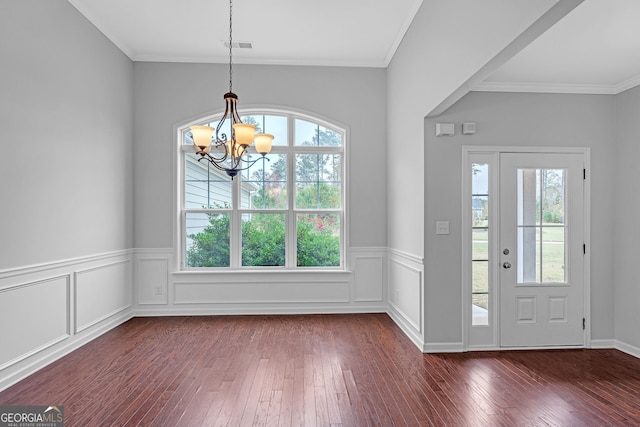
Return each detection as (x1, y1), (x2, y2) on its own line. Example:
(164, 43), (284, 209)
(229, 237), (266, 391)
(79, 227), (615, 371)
(503, 262), (512, 269)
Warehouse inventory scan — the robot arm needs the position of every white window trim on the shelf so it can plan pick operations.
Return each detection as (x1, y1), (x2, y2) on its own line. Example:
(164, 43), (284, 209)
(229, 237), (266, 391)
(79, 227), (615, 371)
(174, 107), (350, 273)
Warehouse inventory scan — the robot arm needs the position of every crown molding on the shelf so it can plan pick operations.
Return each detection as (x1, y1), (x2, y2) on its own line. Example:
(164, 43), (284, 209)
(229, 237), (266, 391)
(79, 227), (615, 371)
(131, 54), (388, 68)
(615, 74), (640, 94)
(473, 75), (640, 95)
(472, 81), (616, 95)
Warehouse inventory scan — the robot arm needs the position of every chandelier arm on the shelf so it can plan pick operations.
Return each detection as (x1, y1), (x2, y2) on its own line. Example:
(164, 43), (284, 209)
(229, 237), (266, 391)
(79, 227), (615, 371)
(237, 154), (269, 166)
(199, 147), (228, 163)
(230, 98), (242, 124)
(197, 154), (229, 172)
(215, 99), (231, 143)
(225, 154), (269, 175)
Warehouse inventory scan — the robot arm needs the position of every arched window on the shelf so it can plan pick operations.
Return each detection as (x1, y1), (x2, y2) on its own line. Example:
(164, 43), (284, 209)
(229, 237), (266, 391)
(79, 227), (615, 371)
(178, 110), (346, 270)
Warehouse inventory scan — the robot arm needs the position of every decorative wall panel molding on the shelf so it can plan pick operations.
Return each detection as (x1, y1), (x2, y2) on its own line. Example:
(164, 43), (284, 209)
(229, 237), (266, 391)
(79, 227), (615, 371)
(0, 276), (69, 370)
(75, 260), (132, 333)
(0, 251), (133, 392)
(134, 247), (387, 314)
(136, 258), (169, 305)
(351, 248), (386, 302)
(387, 248), (424, 350)
(388, 255), (422, 333)
(173, 280), (351, 305)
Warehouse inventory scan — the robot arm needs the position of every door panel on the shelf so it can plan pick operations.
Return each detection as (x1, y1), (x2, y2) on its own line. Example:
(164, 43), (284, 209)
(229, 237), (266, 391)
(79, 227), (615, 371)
(500, 153), (584, 347)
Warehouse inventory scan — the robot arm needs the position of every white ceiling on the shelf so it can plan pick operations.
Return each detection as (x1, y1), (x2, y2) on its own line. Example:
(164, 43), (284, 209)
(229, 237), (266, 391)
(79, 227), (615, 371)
(68, 0), (640, 94)
(476, 0), (640, 94)
(67, 0), (423, 68)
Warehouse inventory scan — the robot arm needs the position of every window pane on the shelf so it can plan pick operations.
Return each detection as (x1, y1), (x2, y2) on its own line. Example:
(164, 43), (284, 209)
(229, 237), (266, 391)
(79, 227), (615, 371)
(241, 114), (288, 146)
(472, 163), (489, 195)
(541, 169), (565, 225)
(295, 119), (317, 146)
(472, 196), (488, 227)
(297, 214), (340, 267)
(241, 154), (287, 209)
(517, 226), (538, 283)
(471, 162), (490, 327)
(318, 126), (342, 146)
(185, 154), (232, 209)
(517, 169), (539, 226)
(472, 229), (488, 260)
(542, 227), (566, 283)
(472, 294), (489, 326)
(185, 212), (230, 267)
(295, 119), (342, 146)
(472, 261), (489, 293)
(517, 168), (567, 284)
(295, 154), (342, 209)
(242, 213), (286, 266)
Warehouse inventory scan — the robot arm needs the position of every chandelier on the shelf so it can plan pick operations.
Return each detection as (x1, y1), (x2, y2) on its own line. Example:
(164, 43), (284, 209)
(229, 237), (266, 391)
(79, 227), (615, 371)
(189, 0), (274, 179)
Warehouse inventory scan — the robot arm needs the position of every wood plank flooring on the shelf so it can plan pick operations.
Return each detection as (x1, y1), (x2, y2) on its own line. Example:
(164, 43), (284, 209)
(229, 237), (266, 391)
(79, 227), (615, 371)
(1, 314), (640, 426)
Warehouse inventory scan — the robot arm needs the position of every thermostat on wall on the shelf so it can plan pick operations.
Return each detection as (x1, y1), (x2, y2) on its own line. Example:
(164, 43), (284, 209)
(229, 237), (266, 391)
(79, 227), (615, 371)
(435, 123), (455, 136)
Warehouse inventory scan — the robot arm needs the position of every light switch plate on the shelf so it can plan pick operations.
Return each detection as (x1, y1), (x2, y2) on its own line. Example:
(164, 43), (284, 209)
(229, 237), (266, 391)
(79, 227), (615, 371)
(436, 221), (450, 235)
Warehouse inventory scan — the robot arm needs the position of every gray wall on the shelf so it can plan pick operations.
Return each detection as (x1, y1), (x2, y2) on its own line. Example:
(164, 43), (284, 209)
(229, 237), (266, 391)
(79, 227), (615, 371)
(614, 85), (640, 350)
(0, 0), (134, 269)
(0, 0), (134, 391)
(133, 62), (387, 250)
(386, 0), (563, 259)
(423, 91), (617, 344)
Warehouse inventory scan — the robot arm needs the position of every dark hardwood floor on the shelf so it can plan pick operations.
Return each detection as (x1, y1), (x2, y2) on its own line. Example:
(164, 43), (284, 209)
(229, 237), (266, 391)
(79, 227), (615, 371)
(1, 314), (639, 426)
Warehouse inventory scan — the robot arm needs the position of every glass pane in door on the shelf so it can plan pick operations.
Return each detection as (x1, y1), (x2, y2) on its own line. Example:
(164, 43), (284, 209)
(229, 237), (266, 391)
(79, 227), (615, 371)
(471, 163), (490, 325)
(516, 168), (567, 284)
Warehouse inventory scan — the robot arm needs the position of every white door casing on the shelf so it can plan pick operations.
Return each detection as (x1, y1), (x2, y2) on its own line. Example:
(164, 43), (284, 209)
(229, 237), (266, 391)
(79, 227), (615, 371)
(463, 147), (590, 350)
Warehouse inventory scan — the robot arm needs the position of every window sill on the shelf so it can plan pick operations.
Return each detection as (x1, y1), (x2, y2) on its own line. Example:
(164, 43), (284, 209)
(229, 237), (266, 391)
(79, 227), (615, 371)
(172, 268), (352, 276)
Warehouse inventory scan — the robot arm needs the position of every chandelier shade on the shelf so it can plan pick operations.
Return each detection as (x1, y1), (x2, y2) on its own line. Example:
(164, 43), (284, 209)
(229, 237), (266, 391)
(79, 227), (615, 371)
(254, 133), (275, 155)
(232, 123), (256, 146)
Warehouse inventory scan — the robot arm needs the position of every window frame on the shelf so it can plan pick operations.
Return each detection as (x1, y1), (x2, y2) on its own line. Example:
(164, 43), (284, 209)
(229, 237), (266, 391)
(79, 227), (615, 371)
(176, 108), (348, 272)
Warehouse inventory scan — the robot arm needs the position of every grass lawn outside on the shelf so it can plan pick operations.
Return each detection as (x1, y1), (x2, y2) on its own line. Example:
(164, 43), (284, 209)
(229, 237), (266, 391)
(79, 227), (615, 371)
(472, 224), (566, 310)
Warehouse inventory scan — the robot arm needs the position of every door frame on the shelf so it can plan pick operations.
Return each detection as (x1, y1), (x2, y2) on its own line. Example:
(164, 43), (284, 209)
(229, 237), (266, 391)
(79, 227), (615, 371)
(461, 146), (591, 351)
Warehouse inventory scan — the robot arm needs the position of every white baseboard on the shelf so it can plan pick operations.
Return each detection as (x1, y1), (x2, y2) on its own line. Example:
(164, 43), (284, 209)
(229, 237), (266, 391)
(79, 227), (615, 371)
(0, 309), (133, 392)
(615, 340), (640, 359)
(590, 339), (616, 349)
(423, 342), (464, 353)
(135, 305), (387, 317)
(386, 305), (424, 351)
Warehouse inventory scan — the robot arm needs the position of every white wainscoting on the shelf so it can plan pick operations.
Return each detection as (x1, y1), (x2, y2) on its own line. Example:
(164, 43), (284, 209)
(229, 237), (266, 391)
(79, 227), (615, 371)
(351, 248), (385, 302)
(75, 260), (132, 333)
(133, 247), (387, 315)
(387, 248), (425, 350)
(0, 251), (134, 391)
(5, 246), (631, 393)
(135, 251), (169, 306)
(0, 276), (69, 371)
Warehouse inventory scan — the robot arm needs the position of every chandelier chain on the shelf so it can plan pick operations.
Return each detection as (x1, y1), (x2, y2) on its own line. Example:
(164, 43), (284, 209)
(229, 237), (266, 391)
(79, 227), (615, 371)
(228, 0), (233, 93)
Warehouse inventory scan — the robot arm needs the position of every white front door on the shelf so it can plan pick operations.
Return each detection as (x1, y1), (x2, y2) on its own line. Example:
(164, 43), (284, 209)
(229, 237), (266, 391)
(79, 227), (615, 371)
(499, 153), (585, 347)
